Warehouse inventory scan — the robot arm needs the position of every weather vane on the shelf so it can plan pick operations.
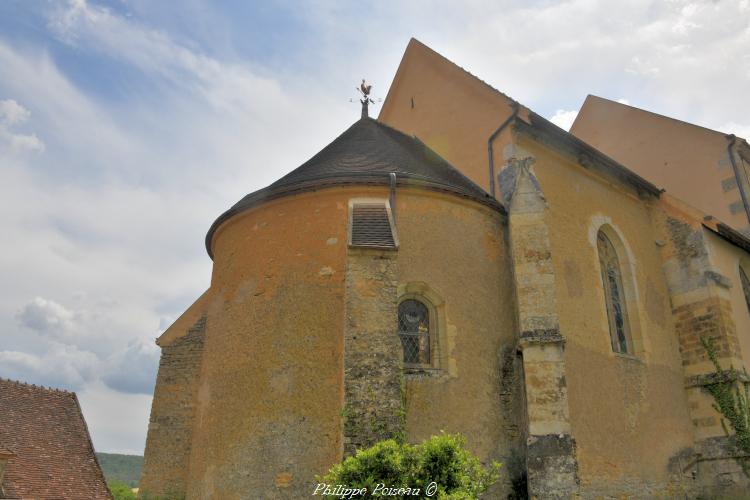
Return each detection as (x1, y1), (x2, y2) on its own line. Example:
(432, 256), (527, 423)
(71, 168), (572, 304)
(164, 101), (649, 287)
(350, 79), (382, 119)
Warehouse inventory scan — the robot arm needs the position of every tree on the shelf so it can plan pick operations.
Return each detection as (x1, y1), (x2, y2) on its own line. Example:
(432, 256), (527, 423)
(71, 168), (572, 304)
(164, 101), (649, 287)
(320, 433), (500, 499)
(108, 480), (137, 500)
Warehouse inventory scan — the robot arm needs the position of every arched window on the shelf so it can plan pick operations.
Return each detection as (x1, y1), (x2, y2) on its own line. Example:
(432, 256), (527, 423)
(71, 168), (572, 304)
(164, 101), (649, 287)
(597, 230), (632, 354)
(740, 266), (750, 316)
(398, 299), (430, 366)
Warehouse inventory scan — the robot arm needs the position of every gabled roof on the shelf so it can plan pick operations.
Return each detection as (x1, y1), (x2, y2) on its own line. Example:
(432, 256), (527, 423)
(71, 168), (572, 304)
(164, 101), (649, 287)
(382, 38), (662, 199)
(0, 378), (112, 500)
(573, 94), (745, 140)
(205, 117), (502, 258)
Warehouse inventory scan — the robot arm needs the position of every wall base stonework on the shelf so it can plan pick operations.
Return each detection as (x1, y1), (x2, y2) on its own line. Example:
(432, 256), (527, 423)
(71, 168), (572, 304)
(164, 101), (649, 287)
(696, 436), (750, 498)
(526, 433), (579, 499)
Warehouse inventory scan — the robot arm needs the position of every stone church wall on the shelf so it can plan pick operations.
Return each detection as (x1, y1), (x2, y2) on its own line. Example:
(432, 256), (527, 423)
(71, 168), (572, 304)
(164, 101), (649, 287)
(393, 189), (522, 497)
(185, 189), (351, 498)
(521, 135), (698, 497)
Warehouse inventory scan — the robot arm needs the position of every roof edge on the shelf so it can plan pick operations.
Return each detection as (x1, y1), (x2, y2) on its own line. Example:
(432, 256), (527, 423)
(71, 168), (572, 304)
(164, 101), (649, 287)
(704, 221), (750, 255)
(205, 174), (505, 259)
(517, 112), (663, 197)
(575, 94), (745, 141)
(0, 377), (75, 395)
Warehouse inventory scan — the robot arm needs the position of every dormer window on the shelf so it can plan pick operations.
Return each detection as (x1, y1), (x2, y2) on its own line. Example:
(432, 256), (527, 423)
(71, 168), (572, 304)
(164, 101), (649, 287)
(348, 200), (398, 250)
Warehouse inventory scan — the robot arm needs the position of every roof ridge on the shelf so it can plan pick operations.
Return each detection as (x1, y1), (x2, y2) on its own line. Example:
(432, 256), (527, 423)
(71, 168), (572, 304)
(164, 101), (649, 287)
(580, 94), (738, 139)
(0, 377), (75, 395)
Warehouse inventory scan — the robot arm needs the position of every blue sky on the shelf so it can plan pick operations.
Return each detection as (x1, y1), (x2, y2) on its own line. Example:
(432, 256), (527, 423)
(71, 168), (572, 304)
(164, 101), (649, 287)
(1, 0), (749, 455)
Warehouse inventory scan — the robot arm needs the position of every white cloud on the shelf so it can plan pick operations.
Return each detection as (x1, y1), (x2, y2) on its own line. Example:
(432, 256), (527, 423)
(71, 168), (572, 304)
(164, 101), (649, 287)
(0, 1), (352, 453)
(0, 343), (100, 389)
(102, 340), (160, 395)
(2, 0), (749, 455)
(0, 99), (31, 125)
(16, 297), (77, 340)
(77, 382), (153, 455)
(0, 99), (45, 153)
(549, 109), (579, 131)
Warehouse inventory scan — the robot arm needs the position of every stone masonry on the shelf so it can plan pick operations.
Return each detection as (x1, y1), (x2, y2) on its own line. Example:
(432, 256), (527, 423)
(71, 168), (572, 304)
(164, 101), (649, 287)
(501, 155), (580, 499)
(140, 315), (207, 499)
(658, 211), (750, 496)
(343, 249), (403, 455)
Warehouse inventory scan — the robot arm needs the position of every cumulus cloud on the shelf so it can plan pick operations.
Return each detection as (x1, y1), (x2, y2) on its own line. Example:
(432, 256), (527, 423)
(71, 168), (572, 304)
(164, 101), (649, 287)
(11, 296), (160, 394)
(0, 99), (45, 153)
(0, 343), (100, 390)
(16, 297), (77, 340)
(102, 340), (160, 395)
(0, 99), (31, 124)
(2, 0), (749, 455)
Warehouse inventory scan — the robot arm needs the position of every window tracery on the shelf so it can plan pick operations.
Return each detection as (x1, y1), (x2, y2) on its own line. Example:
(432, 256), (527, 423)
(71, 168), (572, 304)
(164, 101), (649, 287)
(398, 299), (430, 365)
(597, 231), (631, 354)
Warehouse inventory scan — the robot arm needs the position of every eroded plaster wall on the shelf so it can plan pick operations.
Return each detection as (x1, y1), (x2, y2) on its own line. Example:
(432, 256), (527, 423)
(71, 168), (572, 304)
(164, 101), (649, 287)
(571, 96), (749, 233)
(185, 190), (351, 499)
(393, 188), (522, 496)
(379, 38), (519, 195)
(706, 230), (750, 373)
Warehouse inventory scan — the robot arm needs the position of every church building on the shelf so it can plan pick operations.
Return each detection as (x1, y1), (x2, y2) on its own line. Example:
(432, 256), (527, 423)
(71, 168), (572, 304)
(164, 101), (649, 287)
(140, 39), (750, 499)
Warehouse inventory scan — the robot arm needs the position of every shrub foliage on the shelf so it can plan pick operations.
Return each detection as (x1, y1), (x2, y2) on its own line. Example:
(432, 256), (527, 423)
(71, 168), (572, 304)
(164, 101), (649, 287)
(108, 480), (137, 500)
(321, 433), (500, 499)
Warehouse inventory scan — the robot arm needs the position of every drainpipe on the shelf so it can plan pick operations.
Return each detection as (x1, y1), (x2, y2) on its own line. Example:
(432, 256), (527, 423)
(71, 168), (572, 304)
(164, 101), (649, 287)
(488, 101), (520, 198)
(389, 172), (397, 220)
(727, 134), (750, 226)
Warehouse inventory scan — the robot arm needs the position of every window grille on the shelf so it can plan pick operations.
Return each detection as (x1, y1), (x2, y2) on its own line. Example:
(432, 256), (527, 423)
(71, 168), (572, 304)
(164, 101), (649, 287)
(741, 267), (750, 316)
(597, 231), (631, 354)
(398, 299), (430, 365)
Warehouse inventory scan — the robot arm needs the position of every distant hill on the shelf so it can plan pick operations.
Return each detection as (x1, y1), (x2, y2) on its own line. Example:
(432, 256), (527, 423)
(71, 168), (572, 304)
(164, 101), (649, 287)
(96, 452), (143, 488)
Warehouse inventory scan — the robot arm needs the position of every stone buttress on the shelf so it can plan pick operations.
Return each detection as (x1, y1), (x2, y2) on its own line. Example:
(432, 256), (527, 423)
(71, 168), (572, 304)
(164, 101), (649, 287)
(500, 155), (580, 499)
(657, 206), (750, 496)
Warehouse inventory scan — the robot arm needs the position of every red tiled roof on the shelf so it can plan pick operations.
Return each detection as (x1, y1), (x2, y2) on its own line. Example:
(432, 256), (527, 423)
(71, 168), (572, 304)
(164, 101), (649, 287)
(0, 378), (112, 499)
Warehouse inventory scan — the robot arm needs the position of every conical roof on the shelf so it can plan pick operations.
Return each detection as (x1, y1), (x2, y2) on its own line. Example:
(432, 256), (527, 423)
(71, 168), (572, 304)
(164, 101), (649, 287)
(205, 117), (502, 257)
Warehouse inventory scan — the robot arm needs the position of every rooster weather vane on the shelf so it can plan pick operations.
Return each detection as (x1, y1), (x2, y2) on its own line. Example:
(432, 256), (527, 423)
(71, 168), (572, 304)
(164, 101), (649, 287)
(351, 79), (382, 119)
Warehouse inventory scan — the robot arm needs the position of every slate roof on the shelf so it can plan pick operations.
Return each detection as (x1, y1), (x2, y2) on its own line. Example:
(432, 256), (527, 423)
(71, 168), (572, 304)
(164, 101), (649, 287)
(205, 117), (501, 257)
(0, 378), (112, 500)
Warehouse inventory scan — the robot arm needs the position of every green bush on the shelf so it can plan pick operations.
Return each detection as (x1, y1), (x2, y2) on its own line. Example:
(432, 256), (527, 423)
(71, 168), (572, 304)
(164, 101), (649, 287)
(108, 479), (137, 500)
(320, 433), (500, 499)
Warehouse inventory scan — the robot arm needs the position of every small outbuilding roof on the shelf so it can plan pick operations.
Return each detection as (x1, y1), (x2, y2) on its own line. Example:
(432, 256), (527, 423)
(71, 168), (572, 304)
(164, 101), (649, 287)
(0, 378), (112, 500)
(205, 117), (501, 258)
